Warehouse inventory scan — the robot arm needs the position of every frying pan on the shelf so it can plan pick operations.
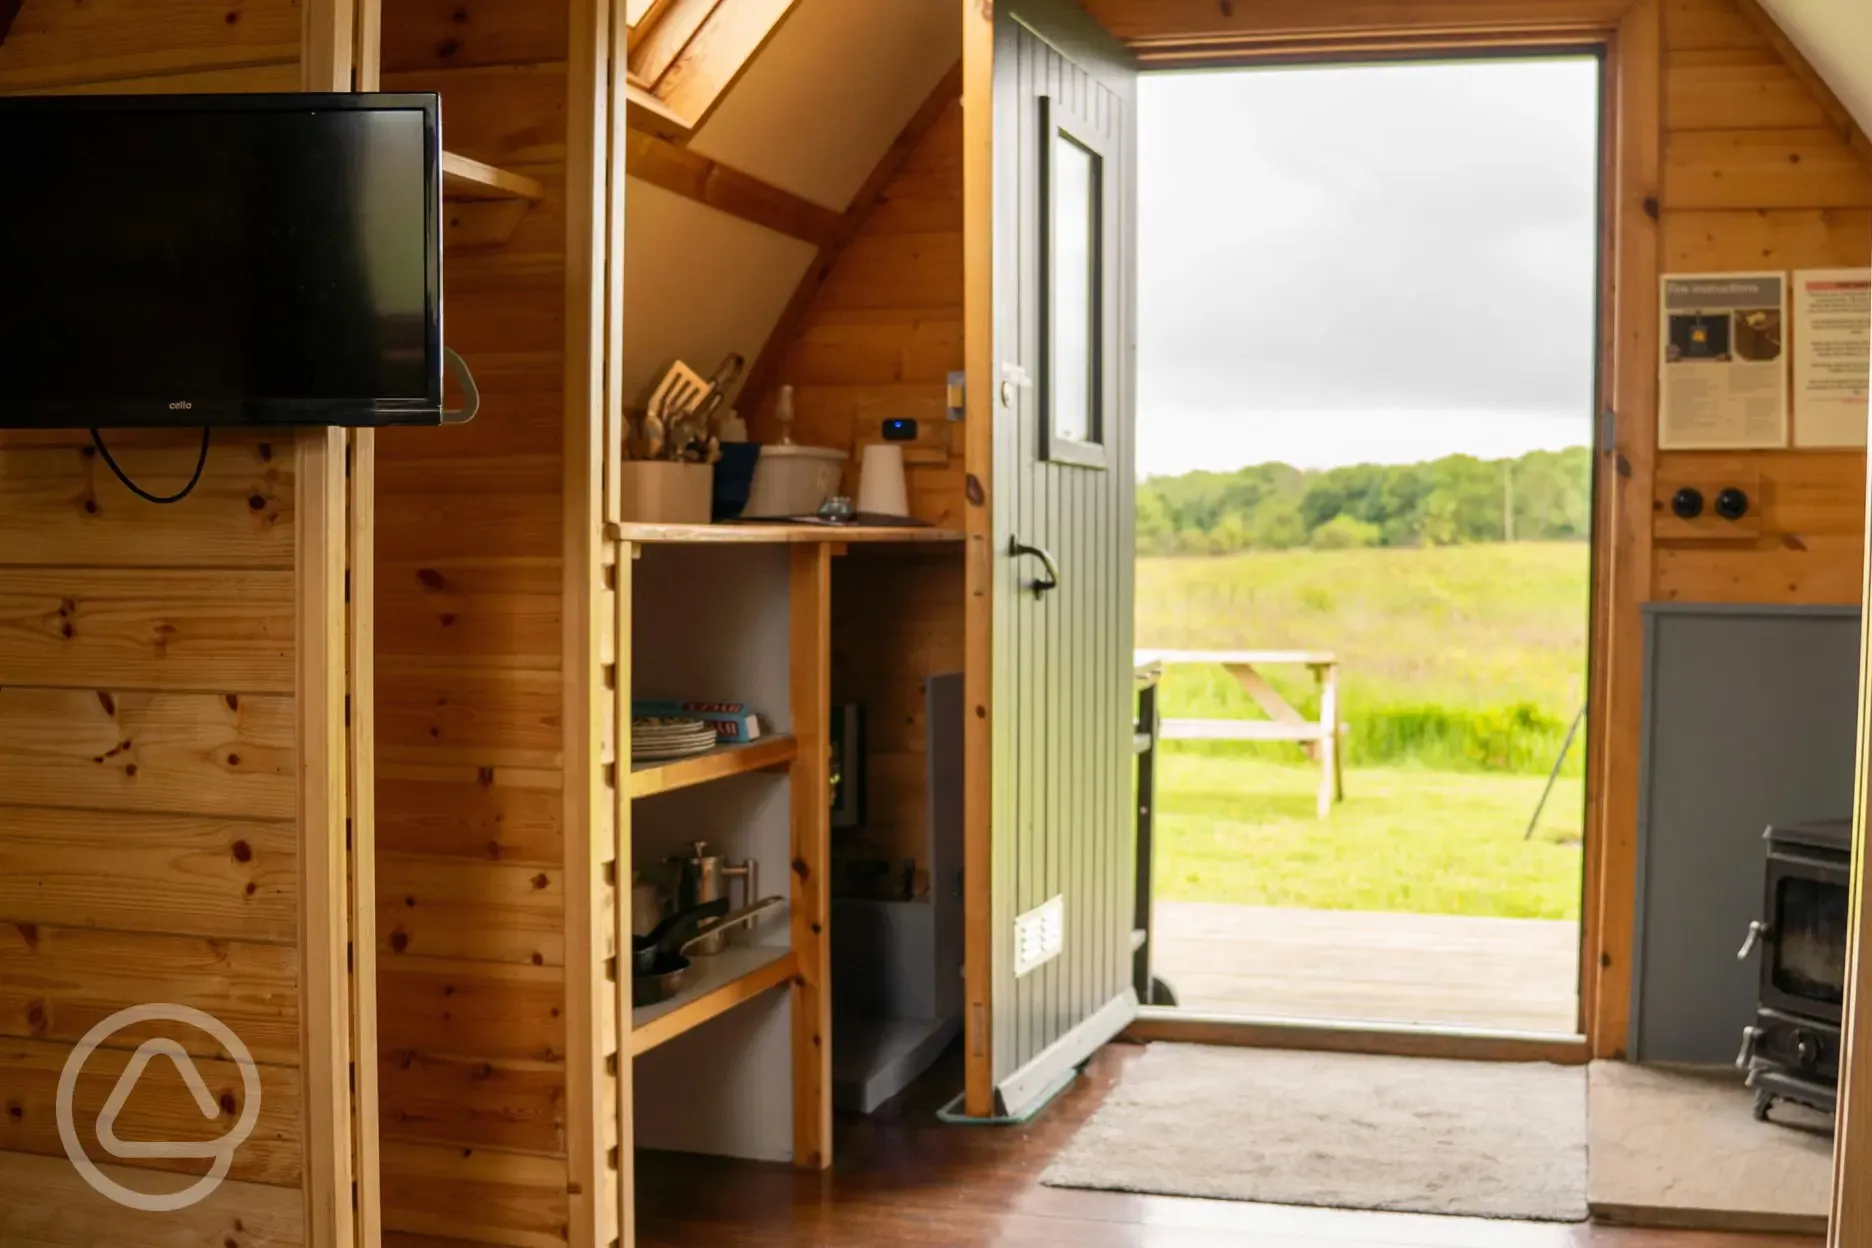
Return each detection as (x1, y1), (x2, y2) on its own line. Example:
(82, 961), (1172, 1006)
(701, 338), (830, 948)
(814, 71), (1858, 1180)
(632, 895), (787, 1007)
(631, 896), (729, 979)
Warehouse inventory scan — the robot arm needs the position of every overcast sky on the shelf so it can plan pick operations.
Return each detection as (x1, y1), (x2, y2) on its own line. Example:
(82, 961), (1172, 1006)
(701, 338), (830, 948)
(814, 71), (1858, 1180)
(1137, 58), (1602, 477)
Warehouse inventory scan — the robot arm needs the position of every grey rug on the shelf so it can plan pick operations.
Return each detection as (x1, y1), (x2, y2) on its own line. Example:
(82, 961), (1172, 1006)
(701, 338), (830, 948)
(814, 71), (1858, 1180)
(1042, 1043), (1588, 1221)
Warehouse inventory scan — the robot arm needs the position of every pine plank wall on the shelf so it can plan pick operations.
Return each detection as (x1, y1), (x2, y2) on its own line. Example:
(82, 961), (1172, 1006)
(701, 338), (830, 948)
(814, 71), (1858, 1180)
(755, 98), (970, 876)
(374, 1), (577, 1242)
(1656, 0), (1872, 604)
(0, 1), (323, 1244)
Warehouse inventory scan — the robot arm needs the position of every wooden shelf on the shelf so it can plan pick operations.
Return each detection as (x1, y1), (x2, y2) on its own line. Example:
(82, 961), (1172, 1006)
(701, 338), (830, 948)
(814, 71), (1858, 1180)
(609, 522), (966, 545)
(442, 150), (546, 202)
(441, 152), (546, 251)
(628, 734), (797, 798)
(631, 944), (797, 1056)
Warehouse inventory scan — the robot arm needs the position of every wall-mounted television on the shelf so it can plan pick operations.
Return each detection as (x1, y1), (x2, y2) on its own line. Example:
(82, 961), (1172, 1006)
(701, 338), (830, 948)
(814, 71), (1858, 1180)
(0, 92), (447, 429)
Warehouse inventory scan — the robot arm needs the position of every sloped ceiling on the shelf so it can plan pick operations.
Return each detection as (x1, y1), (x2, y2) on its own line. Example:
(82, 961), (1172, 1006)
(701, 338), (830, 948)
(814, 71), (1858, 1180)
(1760, 0), (1872, 133)
(687, 0), (957, 211)
(622, 0), (955, 410)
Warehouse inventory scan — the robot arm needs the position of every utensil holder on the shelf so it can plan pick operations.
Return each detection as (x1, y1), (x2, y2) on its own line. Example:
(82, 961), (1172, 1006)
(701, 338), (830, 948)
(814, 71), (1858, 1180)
(618, 460), (714, 524)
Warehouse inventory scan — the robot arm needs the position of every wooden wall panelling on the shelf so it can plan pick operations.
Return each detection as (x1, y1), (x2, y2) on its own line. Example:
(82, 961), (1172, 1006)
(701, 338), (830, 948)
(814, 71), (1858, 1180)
(0, 921), (302, 1063)
(1661, 207), (1872, 270)
(0, 7), (370, 1244)
(371, 0), (590, 1241)
(1664, 46), (1827, 131)
(1663, 128), (1872, 210)
(0, 1150), (305, 1248)
(743, 74), (967, 530)
(375, 1140), (569, 1248)
(0, 809), (297, 943)
(1730, 0), (1872, 171)
(0, 568), (295, 692)
(0, 440), (293, 568)
(0, 1036), (302, 1187)
(0, 0), (301, 92)
(829, 550), (966, 874)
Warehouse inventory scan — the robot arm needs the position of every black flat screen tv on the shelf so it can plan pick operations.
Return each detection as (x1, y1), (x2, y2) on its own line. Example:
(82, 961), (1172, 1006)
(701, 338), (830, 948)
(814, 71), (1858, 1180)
(0, 92), (445, 429)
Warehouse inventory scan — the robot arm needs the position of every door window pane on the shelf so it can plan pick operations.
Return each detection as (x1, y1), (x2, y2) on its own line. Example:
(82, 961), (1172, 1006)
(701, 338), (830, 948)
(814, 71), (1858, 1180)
(1052, 133), (1098, 446)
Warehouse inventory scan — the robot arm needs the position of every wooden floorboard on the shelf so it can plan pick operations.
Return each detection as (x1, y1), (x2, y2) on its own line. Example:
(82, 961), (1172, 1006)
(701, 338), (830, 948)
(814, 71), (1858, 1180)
(1152, 903), (1580, 1034)
(634, 1044), (1818, 1247)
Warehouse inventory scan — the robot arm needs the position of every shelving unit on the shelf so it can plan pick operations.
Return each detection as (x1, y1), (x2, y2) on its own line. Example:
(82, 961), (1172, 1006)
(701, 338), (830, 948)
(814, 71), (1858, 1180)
(628, 734), (797, 797)
(620, 534), (837, 1176)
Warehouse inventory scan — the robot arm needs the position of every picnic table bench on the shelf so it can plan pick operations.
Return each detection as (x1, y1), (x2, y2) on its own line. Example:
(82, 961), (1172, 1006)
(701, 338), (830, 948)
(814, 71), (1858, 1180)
(1132, 649), (1345, 819)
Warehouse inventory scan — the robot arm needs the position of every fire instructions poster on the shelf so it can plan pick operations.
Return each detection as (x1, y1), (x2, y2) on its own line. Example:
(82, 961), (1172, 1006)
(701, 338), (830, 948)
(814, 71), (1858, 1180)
(1660, 272), (1788, 449)
(1792, 268), (1871, 448)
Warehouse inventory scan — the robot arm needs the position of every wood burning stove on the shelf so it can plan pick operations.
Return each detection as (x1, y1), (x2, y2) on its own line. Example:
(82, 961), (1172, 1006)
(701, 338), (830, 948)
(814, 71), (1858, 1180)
(1736, 818), (1851, 1124)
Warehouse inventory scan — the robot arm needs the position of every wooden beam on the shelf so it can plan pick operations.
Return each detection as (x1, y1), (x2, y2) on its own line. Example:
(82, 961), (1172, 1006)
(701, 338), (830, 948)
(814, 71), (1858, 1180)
(1126, 1014), (1591, 1065)
(1731, 0), (1872, 174)
(624, 129), (839, 245)
(788, 543), (833, 1169)
(1587, 0), (1662, 1061)
(959, 0), (996, 1123)
(1077, 0), (1632, 43)
(565, 0), (616, 1243)
(735, 61), (964, 424)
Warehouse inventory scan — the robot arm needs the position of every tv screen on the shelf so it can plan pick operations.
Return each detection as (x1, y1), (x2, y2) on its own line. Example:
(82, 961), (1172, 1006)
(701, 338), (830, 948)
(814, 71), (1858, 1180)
(0, 93), (443, 428)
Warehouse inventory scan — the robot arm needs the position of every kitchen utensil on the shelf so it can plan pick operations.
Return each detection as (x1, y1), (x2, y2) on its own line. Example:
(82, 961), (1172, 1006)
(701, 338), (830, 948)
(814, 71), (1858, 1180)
(689, 352), (745, 430)
(669, 840), (757, 955)
(631, 895), (787, 1006)
(630, 896), (731, 978)
(638, 362), (710, 462)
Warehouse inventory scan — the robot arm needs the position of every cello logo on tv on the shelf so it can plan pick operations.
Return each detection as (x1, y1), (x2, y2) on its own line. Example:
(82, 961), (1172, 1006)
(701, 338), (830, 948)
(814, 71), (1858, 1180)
(167, 400), (193, 411)
(56, 1003), (262, 1212)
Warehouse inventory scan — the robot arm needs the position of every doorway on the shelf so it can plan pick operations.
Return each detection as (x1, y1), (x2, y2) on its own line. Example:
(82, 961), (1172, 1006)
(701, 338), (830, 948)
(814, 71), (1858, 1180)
(1131, 57), (1603, 1038)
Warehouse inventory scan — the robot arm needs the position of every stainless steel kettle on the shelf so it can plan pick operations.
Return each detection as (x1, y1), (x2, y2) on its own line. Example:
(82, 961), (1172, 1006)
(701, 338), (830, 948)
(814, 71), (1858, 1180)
(667, 840), (756, 955)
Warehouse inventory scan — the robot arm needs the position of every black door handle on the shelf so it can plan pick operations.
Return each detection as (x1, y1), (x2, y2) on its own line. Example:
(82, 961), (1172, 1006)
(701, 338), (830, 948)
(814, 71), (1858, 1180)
(1009, 536), (1060, 598)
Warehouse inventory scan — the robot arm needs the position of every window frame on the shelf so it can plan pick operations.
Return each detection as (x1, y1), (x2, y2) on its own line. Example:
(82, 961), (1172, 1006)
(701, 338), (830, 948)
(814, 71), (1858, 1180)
(1039, 93), (1116, 470)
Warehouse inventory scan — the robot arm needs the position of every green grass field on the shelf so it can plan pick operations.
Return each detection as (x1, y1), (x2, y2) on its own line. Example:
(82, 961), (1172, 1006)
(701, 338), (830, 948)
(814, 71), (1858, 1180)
(1138, 543), (1589, 919)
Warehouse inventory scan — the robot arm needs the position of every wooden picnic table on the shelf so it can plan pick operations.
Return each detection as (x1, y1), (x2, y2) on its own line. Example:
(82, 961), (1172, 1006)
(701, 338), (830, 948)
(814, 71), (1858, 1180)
(1133, 649), (1345, 819)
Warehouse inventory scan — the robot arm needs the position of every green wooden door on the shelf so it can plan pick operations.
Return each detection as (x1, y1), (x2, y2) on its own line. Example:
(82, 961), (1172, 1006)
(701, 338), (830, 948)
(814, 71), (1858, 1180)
(989, 0), (1140, 1115)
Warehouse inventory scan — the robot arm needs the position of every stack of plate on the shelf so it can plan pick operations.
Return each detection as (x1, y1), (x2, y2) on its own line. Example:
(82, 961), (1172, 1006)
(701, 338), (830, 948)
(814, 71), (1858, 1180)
(631, 716), (719, 761)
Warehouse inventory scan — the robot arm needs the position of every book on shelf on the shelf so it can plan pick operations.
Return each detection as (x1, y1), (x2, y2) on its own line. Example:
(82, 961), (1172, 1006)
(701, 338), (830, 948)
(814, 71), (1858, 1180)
(633, 699), (766, 743)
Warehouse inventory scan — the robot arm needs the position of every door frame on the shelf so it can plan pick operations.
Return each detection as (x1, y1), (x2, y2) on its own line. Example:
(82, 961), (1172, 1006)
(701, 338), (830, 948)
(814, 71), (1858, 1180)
(963, 0), (1659, 1101)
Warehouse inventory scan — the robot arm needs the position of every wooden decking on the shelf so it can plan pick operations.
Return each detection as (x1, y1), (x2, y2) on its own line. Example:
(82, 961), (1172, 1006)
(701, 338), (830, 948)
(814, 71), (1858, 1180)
(1151, 902), (1581, 1035)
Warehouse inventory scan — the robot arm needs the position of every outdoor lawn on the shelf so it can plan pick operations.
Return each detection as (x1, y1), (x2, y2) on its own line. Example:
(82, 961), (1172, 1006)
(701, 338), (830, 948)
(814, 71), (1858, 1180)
(1138, 541), (1589, 920)
(1151, 754), (1583, 919)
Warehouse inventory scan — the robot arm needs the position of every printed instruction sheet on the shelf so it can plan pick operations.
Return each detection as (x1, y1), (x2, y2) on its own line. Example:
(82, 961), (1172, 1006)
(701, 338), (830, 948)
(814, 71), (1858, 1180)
(1660, 272), (1787, 449)
(1792, 268), (1871, 448)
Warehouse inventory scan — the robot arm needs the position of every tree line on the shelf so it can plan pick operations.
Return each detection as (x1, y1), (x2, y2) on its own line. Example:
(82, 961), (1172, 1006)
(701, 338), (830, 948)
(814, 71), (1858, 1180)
(1137, 446), (1592, 555)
